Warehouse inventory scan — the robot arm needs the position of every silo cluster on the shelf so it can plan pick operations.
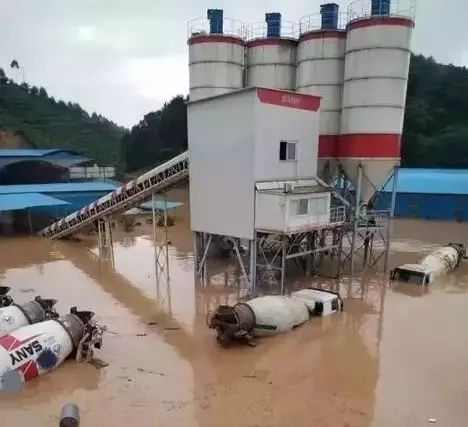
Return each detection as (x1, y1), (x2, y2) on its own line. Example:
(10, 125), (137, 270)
(187, 0), (415, 203)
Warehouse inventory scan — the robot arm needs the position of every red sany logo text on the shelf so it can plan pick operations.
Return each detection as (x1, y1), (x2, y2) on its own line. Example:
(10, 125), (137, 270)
(281, 94), (301, 106)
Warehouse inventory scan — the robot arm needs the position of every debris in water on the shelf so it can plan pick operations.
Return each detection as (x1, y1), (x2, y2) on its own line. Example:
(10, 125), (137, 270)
(136, 333), (147, 337)
(60, 403), (80, 427)
(19, 288), (35, 293)
(428, 419), (437, 424)
(164, 327), (181, 331)
(147, 321), (158, 326)
(137, 367), (167, 376)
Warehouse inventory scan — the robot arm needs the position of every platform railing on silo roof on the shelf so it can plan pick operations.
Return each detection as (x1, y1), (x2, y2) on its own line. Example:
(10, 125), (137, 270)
(346, 0), (416, 23)
(298, 11), (348, 35)
(244, 20), (298, 41)
(187, 16), (245, 39)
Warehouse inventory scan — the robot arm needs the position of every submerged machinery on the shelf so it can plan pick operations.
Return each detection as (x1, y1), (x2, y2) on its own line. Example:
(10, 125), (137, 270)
(0, 294), (58, 336)
(208, 288), (342, 347)
(391, 243), (466, 285)
(0, 307), (104, 389)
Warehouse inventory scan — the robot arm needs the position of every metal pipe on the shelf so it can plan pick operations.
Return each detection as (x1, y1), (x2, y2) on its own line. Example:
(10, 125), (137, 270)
(60, 403), (80, 427)
(280, 235), (287, 295)
(164, 193), (170, 279)
(233, 239), (249, 285)
(384, 166), (399, 272)
(351, 164), (363, 276)
(197, 234), (212, 276)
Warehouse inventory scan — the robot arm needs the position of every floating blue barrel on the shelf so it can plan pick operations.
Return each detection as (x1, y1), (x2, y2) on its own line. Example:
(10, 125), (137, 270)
(265, 12), (281, 37)
(320, 3), (339, 29)
(207, 9), (223, 34)
(371, 0), (391, 16)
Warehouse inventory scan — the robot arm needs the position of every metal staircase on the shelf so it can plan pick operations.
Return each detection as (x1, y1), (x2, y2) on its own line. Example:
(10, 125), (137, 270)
(40, 151), (189, 239)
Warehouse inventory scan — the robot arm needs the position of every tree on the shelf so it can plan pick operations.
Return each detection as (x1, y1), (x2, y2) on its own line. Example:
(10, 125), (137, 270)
(123, 95), (187, 172)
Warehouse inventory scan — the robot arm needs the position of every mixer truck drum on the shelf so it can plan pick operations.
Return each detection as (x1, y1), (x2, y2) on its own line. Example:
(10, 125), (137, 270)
(16, 296), (58, 324)
(208, 303), (256, 347)
(0, 287), (13, 308)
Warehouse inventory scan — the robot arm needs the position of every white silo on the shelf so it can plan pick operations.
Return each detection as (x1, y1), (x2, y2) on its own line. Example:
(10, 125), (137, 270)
(245, 13), (297, 90)
(188, 9), (245, 101)
(297, 3), (346, 183)
(340, 0), (415, 204)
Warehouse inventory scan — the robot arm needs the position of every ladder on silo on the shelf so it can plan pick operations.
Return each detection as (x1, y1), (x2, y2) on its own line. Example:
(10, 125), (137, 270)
(40, 151), (189, 239)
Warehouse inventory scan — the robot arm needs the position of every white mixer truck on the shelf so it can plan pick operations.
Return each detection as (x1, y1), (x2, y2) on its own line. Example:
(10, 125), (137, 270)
(208, 288), (343, 347)
(0, 307), (104, 389)
(391, 243), (466, 285)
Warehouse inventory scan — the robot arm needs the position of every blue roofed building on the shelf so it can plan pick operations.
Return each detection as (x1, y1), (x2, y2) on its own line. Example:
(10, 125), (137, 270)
(375, 169), (468, 221)
(0, 149), (115, 184)
(0, 148), (118, 234)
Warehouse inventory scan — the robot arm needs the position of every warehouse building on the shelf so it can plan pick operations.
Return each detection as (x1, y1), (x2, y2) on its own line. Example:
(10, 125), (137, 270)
(376, 169), (468, 221)
(0, 149), (115, 184)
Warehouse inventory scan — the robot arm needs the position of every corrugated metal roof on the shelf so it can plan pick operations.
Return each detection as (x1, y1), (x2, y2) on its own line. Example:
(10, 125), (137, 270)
(0, 193), (69, 212)
(0, 149), (76, 157)
(0, 182), (118, 194)
(382, 169), (468, 195)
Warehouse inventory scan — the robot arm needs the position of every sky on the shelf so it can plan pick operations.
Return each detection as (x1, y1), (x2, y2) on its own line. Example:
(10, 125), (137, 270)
(0, 0), (467, 128)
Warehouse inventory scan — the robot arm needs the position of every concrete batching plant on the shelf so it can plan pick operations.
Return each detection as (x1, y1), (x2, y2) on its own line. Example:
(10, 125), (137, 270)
(186, 0), (415, 287)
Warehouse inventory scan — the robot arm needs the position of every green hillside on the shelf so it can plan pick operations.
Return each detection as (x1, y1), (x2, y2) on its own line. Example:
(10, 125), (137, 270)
(0, 68), (125, 166)
(402, 55), (468, 168)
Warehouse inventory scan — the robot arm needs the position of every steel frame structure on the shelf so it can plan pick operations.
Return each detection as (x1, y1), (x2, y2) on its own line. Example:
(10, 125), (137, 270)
(254, 223), (345, 294)
(97, 218), (114, 265)
(336, 164), (399, 276)
(193, 232), (252, 287)
(41, 152), (189, 239)
(151, 192), (170, 286)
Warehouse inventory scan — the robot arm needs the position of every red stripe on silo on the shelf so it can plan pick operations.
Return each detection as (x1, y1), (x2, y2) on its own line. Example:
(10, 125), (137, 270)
(246, 38), (297, 48)
(339, 134), (401, 158)
(347, 17), (414, 31)
(257, 88), (320, 111)
(188, 35), (244, 46)
(318, 135), (339, 158)
(299, 30), (347, 42)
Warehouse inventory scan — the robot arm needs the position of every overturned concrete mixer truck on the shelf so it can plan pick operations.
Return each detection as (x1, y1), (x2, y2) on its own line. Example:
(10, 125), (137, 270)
(0, 307), (104, 389)
(391, 243), (466, 285)
(0, 288), (58, 336)
(208, 288), (343, 347)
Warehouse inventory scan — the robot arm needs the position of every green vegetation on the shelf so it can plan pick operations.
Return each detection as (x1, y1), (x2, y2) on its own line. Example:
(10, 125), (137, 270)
(1, 53), (467, 173)
(121, 95), (187, 172)
(0, 68), (125, 166)
(402, 55), (468, 168)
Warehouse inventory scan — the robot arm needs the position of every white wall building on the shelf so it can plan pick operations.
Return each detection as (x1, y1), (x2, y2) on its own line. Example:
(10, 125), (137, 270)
(188, 87), (336, 241)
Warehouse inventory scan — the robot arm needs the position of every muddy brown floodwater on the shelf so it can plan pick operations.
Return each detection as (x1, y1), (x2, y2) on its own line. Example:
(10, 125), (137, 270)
(1, 188), (468, 426)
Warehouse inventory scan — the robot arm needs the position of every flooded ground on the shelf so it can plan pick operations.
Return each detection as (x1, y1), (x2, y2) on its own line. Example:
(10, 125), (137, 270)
(1, 188), (468, 426)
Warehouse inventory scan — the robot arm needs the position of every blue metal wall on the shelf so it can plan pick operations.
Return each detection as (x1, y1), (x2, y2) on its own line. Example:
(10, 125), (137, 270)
(376, 193), (468, 221)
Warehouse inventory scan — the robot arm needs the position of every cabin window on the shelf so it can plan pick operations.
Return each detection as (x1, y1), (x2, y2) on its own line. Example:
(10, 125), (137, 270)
(309, 196), (328, 216)
(279, 141), (297, 161)
(296, 198), (309, 215)
(292, 196), (328, 217)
